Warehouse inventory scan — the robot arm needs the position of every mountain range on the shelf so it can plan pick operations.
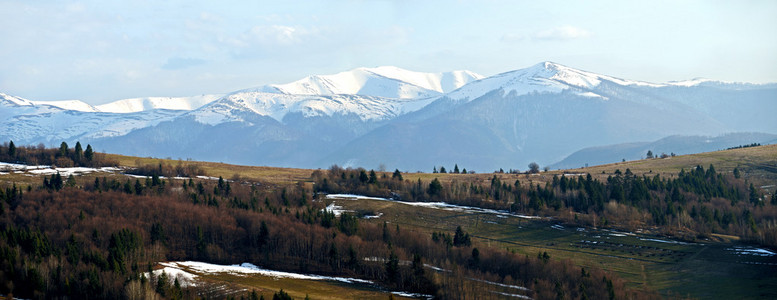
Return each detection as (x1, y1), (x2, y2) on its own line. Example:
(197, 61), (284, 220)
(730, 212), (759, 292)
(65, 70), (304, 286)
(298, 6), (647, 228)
(1, 62), (775, 171)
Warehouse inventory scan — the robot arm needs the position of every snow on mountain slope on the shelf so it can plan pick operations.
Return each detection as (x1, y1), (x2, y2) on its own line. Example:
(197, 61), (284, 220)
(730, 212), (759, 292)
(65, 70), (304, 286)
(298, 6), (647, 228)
(30, 100), (98, 112)
(0, 93), (35, 107)
(364, 66), (483, 93)
(96, 94), (222, 113)
(262, 66), (482, 99)
(0, 93), (97, 112)
(31, 100), (97, 112)
(1, 93), (74, 121)
(445, 62), (662, 102)
(0, 109), (185, 144)
(0, 93), (189, 144)
(191, 91), (436, 125)
(667, 78), (718, 87)
(0, 92), (220, 114)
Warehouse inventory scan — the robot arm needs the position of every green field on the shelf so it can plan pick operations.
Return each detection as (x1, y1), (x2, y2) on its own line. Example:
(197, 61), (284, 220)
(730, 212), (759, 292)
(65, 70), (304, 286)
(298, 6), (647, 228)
(327, 195), (777, 299)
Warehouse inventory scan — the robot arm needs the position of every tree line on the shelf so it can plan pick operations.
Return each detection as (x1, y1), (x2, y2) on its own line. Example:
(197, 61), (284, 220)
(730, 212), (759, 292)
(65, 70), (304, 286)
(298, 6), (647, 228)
(313, 165), (777, 248)
(1, 140), (114, 168)
(0, 166), (656, 299)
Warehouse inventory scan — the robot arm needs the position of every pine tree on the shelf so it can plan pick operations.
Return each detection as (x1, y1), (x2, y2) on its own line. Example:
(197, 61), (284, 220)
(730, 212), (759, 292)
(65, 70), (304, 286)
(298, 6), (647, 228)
(385, 251), (399, 283)
(84, 144), (94, 162)
(7, 140), (15, 157)
(454, 164), (460, 174)
(58, 141), (69, 158)
(368, 170), (378, 184)
(428, 178), (443, 197)
(440, 166), (447, 173)
(74, 141), (83, 162)
(392, 169), (403, 181)
(646, 150), (654, 159)
(453, 226), (471, 247)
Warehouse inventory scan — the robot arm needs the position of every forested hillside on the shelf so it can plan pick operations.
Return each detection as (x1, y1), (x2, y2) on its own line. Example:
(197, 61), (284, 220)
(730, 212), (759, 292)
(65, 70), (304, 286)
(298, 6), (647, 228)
(0, 143), (657, 299)
(1, 142), (775, 298)
(314, 164), (777, 248)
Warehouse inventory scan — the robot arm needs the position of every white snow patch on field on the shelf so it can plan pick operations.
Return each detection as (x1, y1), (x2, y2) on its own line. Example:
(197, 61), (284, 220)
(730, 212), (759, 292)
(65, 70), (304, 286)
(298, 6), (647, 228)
(727, 246), (776, 257)
(151, 265), (199, 287)
(491, 291), (533, 299)
(326, 194), (542, 219)
(363, 213), (383, 219)
(391, 291), (434, 299)
(638, 238), (691, 245)
(323, 203), (352, 217)
(168, 261), (373, 284)
(468, 277), (531, 292)
(0, 162), (50, 171)
(0, 162), (121, 177)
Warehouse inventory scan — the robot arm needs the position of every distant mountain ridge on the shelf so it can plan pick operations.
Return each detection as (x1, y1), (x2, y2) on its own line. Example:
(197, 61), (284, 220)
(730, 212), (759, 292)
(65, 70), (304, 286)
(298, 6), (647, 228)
(550, 133), (777, 170)
(1, 62), (775, 171)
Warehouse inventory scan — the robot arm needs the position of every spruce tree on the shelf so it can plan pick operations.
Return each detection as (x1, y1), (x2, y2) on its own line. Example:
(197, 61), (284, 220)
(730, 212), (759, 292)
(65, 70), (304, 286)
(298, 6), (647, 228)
(368, 170), (378, 184)
(428, 178), (443, 196)
(58, 141), (69, 158)
(392, 169), (403, 181)
(7, 140), (15, 157)
(84, 144), (94, 162)
(74, 141), (83, 162)
(454, 164), (460, 174)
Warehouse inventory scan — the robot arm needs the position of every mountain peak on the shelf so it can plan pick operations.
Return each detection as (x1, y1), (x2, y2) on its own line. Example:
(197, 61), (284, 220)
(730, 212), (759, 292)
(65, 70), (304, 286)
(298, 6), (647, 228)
(263, 66), (483, 99)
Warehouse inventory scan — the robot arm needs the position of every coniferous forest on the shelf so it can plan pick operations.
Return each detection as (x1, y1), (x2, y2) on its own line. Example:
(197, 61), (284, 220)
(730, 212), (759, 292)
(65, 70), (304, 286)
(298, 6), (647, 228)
(0, 142), (775, 299)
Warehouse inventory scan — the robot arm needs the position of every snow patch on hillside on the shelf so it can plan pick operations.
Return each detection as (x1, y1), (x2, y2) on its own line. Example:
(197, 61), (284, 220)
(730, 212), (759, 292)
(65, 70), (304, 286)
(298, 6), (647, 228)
(0, 162), (121, 177)
(164, 261), (373, 284)
(326, 194), (541, 219)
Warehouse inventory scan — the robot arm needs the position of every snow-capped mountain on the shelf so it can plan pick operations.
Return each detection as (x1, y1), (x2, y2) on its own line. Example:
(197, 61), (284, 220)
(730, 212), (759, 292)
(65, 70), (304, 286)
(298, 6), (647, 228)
(191, 91), (437, 125)
(1, 92), (222, 114)
(1, 62), (775, 171)
(0, 93), (190, 145)
(95, 95), (223, 113)
(260, 66), (483, 99)
(445, 61), (661, 102)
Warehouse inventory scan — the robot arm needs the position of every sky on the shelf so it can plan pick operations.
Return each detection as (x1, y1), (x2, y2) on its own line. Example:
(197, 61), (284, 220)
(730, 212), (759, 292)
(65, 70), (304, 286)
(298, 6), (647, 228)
(1, 0), (776, 104)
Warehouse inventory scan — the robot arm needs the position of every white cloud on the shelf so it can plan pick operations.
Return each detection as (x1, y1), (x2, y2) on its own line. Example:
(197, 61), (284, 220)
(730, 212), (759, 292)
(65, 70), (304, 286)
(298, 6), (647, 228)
(534, 26), (591, 41)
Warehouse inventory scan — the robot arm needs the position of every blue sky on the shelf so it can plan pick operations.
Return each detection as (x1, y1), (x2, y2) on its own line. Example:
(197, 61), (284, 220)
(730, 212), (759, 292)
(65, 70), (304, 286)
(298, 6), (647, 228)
(1, 0), (775, 104)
